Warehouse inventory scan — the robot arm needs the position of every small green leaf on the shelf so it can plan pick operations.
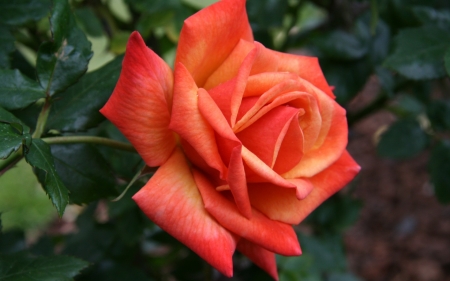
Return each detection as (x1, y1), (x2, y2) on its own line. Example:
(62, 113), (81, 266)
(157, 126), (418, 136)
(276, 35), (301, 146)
(0, 0), (51, 26)
(0, 107), (30, 159)
(0, 26), (15, 68)
(25, 139), (69, 217)
(377, 119), (428, 159)
(0, 252), (89, 281)
(430, 141), (450, 204)
(0, 69), (46, 110)
(50, 144), (117, 204)
(0, 123), (23, 159)
(46, 55), (122, 132)
(384, 26), (450, 80)
(36, 0), (92, 96)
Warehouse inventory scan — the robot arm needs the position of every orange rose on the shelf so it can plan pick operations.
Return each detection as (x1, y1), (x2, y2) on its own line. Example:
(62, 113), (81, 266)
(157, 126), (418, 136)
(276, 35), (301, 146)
(100, 0), (360, 279)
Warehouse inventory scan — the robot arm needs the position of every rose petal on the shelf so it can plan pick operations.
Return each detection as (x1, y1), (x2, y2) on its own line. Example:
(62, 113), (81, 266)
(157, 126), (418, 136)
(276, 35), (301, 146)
(250, 46), (335, 98)
(193, 169), (301, 256)
(132, 148), (237, 276)
(207, 45), (258, 127)
(169, 63), (227, 177)
(204, 39), (255, 90)
(283, 92), (348, 178)
(241, 146), (295, 188)
(197, 88), (252, 219)
(237, 239), (279, 281)
(249, 150), (360, 224)
(175, 0), (253, 87)
(236, 105), (303, 174)
(100, 32), (175, 167)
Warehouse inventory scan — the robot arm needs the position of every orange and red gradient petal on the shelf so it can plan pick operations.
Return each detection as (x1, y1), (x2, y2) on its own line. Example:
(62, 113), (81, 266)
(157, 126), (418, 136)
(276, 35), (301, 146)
(237, 239), (279, 281)
(193, 170), (301, 256)
(170, 63), (227, 177)
(100, 32), (175, 167)
(250, 150), (360, 225)
(250, 47), (334, 98)
(198, 88), (252, 219)
(132, 148), (237, 277)
(175, 0), (253, 87)
(283, 99), (348, 178)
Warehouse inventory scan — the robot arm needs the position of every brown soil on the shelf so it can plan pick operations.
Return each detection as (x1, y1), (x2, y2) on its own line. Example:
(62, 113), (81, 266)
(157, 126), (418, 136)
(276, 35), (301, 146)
(344, 78), (450, 281)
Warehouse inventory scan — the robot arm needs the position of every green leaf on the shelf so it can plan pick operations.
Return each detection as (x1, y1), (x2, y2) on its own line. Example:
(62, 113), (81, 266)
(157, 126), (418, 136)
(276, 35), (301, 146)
(384, 25), (450, 80)
(321, 60), (372, 105)
(427, 99), (450, 130)
(46, 55), (122, 132)
(0, 123), (25, 159)
(0, 26), (15, 68)
(0, 107), (30, 159)
(0, 0), (51, 26)
(50, 144), (117, 204)
(429, 141), (450, 204)
(74, 8), (105, 38)
(0, 69), (46, 110)
(377, 119), (428, 159)
(310, 31), (369, 61)
(445, 47), (450, 76)
(0, 252), (89, 281)
(0, 106), (29, 129)
(413, 6), (450, 26)
(24, 139), (69, 217)
(36, 0), (92, 96)
(389, 94), (425, 117)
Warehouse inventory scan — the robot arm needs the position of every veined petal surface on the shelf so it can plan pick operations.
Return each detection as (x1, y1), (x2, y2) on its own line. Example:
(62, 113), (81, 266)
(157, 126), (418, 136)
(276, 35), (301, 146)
(100, 32), (175, 167)
(133, 148), (237, 277)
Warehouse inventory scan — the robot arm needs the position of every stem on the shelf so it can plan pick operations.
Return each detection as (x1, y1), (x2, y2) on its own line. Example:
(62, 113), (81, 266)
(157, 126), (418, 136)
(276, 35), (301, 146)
(0, 150), (23, 175)
(32, 102), (51, 138)
(42, 136), (136, 152)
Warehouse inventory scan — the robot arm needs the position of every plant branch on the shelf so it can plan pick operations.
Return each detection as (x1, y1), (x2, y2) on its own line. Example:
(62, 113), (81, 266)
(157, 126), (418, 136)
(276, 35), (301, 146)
(41, 136), (136, 152)
(32, 101), (51, 138)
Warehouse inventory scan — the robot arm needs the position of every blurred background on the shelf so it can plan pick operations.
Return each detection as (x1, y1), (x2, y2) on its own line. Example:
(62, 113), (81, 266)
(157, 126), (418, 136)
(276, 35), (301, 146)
(1, 0), (450, 280)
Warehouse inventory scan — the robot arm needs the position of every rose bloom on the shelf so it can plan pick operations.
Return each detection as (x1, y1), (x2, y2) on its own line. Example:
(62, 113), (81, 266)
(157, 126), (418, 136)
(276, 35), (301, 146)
(101, 0), (360, 279)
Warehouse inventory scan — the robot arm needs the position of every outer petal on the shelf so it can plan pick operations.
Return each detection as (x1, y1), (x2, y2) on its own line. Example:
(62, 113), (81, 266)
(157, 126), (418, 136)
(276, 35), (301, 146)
(237, 239), (279, 281)
(100, 32), (175, 167)
(175, 0), (253, 87)
(169, 63), (227, 177)
(132, 148), (237, 277)
(248, 150), (360, 225)
(193, 169), (301, 256)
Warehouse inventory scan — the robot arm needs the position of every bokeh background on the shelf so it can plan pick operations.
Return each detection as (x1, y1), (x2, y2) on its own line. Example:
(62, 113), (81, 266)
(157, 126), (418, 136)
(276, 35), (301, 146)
(1, 0), (450, 280)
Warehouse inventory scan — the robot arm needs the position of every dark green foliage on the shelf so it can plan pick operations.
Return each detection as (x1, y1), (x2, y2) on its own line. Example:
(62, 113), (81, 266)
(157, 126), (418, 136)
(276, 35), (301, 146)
(36, 0), (92, 96)
(0, 69), (45, 110)
(50, 144), (117, 204)
(377, 119), (428, 159)
(0, 27), (15, 69)
(429, 141), (450, 203)
(46, 56), (122, 132)
(0, 0), (51, 26)
(25, 139), (69, 216)
(0, 252), (89, 281)
(384, 25), (450, 80)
